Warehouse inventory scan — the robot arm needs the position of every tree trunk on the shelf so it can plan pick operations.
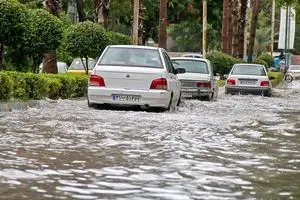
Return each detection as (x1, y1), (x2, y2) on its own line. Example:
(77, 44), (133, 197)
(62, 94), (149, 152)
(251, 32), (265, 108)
(0, 43), (4, 70)
(93, 0), (111, 29)
(238, 0), (247, 58)
(42, 51), (58, 74)
(227, 0), (233, 55)
(43, 0), (61, 74)
(76, 0), (86, 22)
(138, 0), (144, 45)
(247, 0), (261, 63)
(221, 0), (229, 54)
(232, 0), (240, 57)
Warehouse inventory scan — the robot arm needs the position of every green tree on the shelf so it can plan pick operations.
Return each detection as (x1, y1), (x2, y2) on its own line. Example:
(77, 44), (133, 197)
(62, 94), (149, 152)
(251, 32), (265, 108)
(23, 9), (63, 73)
(0, 0), (27, 69)
(65, 21), (109, 75)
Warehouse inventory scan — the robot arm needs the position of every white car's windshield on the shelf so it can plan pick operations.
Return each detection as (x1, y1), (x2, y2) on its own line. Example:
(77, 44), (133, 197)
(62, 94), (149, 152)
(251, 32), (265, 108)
(69, 59), (95, 70)
(172, 60), (209, 74)
(289, 65), (300, 71)
(232, 65), (266, 76)
(99, 47), (163, 68)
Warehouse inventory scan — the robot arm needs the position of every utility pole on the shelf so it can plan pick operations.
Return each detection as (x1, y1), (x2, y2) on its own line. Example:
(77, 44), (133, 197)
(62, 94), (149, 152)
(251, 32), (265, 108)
(285, 5), (291, 67)
(271, 0), (275, 56)
(202, 0), (207, 58)
(133, 0), (139, 45)
(159, 0), (167, 49)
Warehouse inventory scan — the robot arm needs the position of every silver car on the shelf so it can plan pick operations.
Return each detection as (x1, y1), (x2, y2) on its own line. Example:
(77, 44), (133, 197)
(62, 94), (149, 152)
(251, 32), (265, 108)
(286, 65), (300, 80)
(225, 64), (272, 97)
(171, 57), (218, 101)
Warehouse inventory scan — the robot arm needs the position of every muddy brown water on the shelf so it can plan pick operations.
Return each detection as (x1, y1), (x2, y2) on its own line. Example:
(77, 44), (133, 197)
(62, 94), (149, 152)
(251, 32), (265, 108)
(0, 87), (299, 200)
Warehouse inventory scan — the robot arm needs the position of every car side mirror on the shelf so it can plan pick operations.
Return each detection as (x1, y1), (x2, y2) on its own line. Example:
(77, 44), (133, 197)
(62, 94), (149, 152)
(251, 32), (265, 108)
(175, 68), (185, 74)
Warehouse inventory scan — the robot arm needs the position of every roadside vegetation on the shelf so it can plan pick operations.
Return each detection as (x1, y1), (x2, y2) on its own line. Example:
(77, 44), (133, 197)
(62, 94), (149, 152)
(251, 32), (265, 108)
(0, 0), (297, 101)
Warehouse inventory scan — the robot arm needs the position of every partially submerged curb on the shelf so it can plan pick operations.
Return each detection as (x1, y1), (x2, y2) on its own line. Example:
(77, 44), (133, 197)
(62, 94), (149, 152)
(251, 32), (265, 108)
(0, 100), (41, 112)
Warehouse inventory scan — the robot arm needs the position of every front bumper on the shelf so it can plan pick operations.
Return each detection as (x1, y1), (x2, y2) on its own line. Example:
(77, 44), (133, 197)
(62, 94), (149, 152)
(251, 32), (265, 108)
(88, 87), (171, 108)
(225, 86), (271, 95)
(180, 88), (212, 98)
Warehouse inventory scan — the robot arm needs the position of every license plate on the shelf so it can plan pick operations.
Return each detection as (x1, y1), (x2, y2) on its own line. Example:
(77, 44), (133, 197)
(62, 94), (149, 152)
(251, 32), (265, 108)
(239, 80), (256, 85)
(181, 93), (193, 98)
(112, 95), (141, 102)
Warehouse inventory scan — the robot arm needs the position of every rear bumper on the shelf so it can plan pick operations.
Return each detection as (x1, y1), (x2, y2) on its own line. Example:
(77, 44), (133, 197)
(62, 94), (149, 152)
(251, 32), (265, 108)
(87, 87), (171, 108)
(225, 86), (271, 95)
(181, 87), (212, 98)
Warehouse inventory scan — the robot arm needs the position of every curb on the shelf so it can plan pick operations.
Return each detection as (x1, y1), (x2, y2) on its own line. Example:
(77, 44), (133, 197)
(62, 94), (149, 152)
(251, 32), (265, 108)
(0, 100), (41, 112)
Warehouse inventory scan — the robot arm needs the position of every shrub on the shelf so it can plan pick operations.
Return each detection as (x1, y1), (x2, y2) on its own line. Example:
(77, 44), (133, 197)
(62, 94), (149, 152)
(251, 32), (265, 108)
(0, 73), (13, 101)
(107, 31), (132, 45)
(74, 75), (88, 97)
(23, 73), (49, 100)
(55, 74), (78, 99)
(206, 51), (244, 76)
(256, 54), (273, 68)
(268, 71), (282, 87)
(44, 76), (62, 100)
(253, 58), (268, 67)
(0, 71), (89, 101)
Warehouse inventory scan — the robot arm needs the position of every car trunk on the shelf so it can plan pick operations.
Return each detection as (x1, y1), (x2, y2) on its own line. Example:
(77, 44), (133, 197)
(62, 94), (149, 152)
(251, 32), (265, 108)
(177, 73), (210, 88)
(95, 66), (164, 90)
(230, 75), (267, 87)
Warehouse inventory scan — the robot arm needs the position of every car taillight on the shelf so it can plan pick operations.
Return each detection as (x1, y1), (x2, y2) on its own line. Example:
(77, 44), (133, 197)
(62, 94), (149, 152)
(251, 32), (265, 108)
(260, 81), (270, 86)
(150, 78), (167, 90)
(89, 75), (105, 87)
(197, 81), (211, 88)
(227, 79), (236, 85)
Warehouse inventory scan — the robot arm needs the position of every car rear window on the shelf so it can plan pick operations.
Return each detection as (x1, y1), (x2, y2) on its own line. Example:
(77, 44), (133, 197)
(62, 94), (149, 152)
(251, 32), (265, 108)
(99, 47), (163, 68)
(172, 59), (209, 74)
(69, 59), (95, 70)
(231, 65), (266, 76)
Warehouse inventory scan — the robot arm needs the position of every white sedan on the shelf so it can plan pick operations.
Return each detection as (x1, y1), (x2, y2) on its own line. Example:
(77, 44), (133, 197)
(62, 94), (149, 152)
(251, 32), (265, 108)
(87, 45), (185, 111)
(171, 57), (218, 101)
(225, 64), (272, 96)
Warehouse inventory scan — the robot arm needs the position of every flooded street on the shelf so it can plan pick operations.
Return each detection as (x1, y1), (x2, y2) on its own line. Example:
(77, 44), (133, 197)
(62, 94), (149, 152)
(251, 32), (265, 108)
(0, 87), (300, 200)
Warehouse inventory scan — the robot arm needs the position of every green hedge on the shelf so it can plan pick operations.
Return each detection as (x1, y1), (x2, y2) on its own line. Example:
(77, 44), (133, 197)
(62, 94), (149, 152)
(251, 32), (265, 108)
(207, 51), (244, 76)
(0, 71), (88, 102)
(256, 54), (274, 68)
(268, 71), (282, 87)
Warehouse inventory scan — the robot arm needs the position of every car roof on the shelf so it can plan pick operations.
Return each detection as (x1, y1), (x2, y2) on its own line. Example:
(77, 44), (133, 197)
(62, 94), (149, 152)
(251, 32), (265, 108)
(108, 45), (161, 51)
(171, 57), (209, 62)
(234, 63), (264, 67)
(182, 53), (203, 57)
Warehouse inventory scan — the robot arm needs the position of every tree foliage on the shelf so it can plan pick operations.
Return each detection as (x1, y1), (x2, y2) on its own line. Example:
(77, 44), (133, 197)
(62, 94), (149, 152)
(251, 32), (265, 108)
(0, 0), (27, 45)
(65, 21), (109, 74)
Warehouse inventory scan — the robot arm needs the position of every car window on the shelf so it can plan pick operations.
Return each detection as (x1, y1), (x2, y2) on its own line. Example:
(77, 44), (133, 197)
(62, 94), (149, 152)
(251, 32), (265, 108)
(289, 65), (300, 70)
(69, 59), (95, 70)
(162, 53), (175, 73)
(172, 59), (209, 74)
(99, 47), (163, 68)
(231, 65), (266, 76)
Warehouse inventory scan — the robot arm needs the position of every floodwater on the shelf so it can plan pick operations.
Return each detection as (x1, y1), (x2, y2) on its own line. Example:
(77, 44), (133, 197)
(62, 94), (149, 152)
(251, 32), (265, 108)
(0, 86), (299, 200)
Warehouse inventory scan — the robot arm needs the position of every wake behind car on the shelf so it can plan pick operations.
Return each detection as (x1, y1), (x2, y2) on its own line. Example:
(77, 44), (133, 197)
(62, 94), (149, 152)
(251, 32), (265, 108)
(225, 64), (272, 96)
(87, 45), (185, 111)
(171, 57), (218, 101)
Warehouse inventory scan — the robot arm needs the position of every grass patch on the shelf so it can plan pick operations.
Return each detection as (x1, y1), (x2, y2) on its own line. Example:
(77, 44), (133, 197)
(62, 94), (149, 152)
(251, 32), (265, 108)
(268, 71), (282, 87)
